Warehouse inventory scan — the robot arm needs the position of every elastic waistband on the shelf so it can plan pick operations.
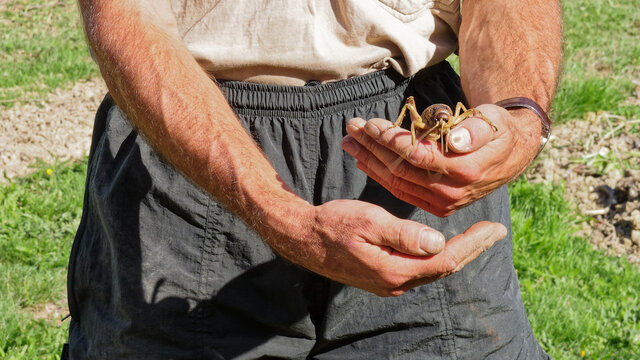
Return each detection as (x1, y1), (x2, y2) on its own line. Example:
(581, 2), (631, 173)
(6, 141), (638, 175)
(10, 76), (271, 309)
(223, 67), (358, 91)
(216, 62), (452, 118)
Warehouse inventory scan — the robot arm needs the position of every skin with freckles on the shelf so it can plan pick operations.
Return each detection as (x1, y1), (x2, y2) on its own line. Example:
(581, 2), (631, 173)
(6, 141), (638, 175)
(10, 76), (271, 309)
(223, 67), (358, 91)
(342, 0), (563, 218)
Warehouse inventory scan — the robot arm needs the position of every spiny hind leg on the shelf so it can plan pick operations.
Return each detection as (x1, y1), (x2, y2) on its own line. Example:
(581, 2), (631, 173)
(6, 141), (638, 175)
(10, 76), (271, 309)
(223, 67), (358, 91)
(453, 102), (467, 118)
(393, 96), (425, 145)
(393, 104), (409, 128)
(393, 97), (424, 128)
(410, 121), (416, 145)
(451, 103), (498, 132)
(393, 97), (418, 128)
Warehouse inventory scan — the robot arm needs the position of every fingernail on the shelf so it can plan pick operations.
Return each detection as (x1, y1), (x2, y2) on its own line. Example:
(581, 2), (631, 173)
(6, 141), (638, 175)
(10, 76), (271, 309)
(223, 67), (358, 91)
(419, 230), (445, 254)
(364, 122), (381, 138)
(342, 139), (359, 155)
(449, 127), (471, 151)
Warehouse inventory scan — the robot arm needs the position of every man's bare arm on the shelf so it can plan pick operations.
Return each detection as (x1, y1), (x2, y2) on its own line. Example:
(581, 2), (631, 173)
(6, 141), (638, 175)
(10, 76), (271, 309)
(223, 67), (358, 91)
(342, 0), (563, 215)
(460, 0), (563, 111)
(78, 0), (506, 296)
(459, 0), (563, 164)
(78, 0), (304, 224)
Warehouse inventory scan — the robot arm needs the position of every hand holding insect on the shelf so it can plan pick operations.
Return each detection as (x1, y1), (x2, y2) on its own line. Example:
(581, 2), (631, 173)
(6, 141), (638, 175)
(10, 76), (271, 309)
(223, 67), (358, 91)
(341, 101), (543, 217)
(390, 97), (498, 152)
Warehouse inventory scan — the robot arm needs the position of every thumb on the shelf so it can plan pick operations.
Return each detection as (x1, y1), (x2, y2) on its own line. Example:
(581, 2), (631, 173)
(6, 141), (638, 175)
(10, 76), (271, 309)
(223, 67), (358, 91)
(370, 215), (446, 256)
(446, 105), (500, 153)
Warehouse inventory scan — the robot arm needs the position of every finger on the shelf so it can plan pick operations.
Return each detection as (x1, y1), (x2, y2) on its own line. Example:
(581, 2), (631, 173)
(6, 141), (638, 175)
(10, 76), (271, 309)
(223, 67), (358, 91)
(382, 221), (506, 295)
(345, 118), (452, 181)
(376, 221), (507, 296)
(447, 116), (496, 153)
(366, 211), (446, 256)
(390, 221), (505, 280)
(345, 118), (494, 208)
(347, 119), (450, 173)
(355, 161), (455, 217)
(343, 133), (419, 182)
(423, 221), (507, 277)
(344, 134), (467, 215)
(344, 132), (447, 187)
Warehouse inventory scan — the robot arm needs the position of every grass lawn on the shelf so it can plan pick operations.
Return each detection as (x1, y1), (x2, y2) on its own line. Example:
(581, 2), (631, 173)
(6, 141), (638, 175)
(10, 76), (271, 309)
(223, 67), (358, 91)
(0, 162), (86, 359)
(511, 180), (640, 358)
(1, 0), (639, 359)
(0, 0), (98, 107)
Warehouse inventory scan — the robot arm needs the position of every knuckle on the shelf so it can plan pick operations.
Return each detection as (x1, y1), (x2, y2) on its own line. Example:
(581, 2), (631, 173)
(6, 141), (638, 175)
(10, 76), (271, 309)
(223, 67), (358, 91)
(438, 252), (460, 274)
(378, 127), (396, 146)
(379, 273), (406, 289)
(388, 173), (406, 190)
(387, 289), (406, 297)
(409, 143), (436, 167)
(456, 167), (480, 182)
(361, 205), (383, 221)
(431, 208), (450, 218)
(388, 160), (409, 178)
(358, 149), (376, 168)
(361, 128), (384, 151)
(355, 134), (376, 155)
(443, 187), (468, 202)
(395, 221), (419, 249)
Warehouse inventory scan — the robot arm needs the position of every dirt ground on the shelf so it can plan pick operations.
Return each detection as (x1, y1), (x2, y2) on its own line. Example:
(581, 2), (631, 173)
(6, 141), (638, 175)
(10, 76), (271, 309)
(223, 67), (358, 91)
(0, 78), (106, 180)
(527, 111), (640, 264)
(2, 79), (639, 266)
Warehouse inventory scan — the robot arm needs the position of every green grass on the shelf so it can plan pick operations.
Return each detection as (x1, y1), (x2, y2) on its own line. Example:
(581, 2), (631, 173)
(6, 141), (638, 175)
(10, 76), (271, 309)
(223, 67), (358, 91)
(511, 179), (640, 359)
(2, 161), (639, 359)
(0, 161), (87, 359)
(0, 0), (98, 107)
(1, 0), (640, 358)
(554, 0), (640, 121)
(448, 0), (640, 122)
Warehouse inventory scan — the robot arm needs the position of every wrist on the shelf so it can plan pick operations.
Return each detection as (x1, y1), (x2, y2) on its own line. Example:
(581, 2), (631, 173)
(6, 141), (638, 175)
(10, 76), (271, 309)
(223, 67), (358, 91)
(495, 97), (551, 158)
(244, 183), (319, 265)
(201, 135), (320, 267)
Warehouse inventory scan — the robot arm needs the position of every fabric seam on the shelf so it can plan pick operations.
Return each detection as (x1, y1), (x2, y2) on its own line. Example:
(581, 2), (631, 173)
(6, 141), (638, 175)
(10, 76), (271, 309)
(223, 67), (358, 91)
(438, 280), (459, 359)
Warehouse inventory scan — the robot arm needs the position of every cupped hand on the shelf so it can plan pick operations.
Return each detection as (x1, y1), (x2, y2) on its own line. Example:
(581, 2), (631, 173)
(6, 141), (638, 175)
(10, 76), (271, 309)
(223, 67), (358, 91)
(300, 199), (506, 296)
(341, 104), (540, 217)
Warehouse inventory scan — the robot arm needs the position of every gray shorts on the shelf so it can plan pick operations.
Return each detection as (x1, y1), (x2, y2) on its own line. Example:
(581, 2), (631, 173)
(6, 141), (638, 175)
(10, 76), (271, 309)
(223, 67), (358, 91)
(65, 62), (549, 359)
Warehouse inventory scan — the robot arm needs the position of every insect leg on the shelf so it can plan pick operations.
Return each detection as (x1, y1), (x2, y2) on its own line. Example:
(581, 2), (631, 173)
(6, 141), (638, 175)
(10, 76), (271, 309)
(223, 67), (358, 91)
(453, 102), (467, 118)
(393, 104), (409, 128)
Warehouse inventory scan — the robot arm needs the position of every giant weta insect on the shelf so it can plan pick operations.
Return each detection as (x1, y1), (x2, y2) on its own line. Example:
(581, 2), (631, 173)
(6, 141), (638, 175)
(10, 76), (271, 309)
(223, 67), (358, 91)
(391, 96), (498, 152)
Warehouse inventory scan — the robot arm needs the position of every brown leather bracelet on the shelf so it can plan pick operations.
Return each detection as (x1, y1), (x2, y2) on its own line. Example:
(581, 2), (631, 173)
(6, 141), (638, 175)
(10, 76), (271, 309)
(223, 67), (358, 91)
(495, 97), (552, 156)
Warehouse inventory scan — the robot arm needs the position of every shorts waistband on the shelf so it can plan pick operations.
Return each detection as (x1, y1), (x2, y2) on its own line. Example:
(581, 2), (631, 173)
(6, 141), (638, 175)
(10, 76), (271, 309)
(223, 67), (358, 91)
(216, 62), (452, 118)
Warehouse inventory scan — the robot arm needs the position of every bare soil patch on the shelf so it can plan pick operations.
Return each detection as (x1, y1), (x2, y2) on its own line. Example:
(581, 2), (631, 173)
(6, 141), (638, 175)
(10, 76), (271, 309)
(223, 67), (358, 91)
(28, 298), (68, 324)
(0, 78), (106, 180)
(528, 112), (640, 265)
(2, 80), (639, 265)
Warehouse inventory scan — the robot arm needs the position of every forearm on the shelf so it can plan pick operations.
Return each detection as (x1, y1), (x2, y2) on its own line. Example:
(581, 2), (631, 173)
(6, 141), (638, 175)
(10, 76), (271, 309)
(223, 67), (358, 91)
(459, 0), (563, 110)
(78, 0), (314, 257)
(458, 0), (562, 168)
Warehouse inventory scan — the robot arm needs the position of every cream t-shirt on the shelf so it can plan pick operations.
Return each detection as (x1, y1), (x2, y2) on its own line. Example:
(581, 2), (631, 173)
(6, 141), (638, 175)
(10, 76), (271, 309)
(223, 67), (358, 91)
(166, 1), (461, 86)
